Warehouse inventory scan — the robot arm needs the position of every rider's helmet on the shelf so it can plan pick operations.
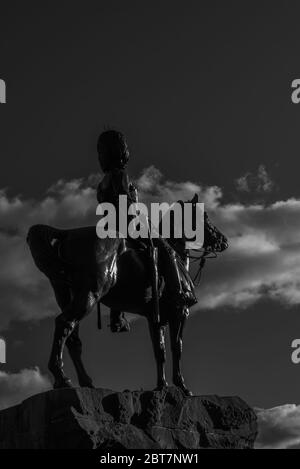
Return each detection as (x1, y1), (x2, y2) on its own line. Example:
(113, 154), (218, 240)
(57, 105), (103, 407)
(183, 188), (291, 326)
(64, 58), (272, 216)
(97, 130), (130, 172)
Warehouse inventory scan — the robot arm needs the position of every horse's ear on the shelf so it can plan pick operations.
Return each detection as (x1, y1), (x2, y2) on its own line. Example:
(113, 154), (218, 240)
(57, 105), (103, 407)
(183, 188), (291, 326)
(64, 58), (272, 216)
(191, 194), (199, 204)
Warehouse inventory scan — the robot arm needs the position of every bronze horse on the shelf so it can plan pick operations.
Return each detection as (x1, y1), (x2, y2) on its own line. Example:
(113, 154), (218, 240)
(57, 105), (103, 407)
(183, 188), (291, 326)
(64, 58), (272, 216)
(27, 196), (228, 396)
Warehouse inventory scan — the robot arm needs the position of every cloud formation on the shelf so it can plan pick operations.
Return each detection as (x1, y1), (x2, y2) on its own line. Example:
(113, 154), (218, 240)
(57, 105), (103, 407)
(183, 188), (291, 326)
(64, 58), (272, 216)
(136, 165), (222, 209)
(0, 165), (299, 330)
(0, 178), (98, 330)
(256, 404), (300, 449)
(194, 198), (300, 309)
(136, 166), (300, 311)
(1, 166), (300, 420)
(235, 165), (274, 194)
(0, 368), (51, 410)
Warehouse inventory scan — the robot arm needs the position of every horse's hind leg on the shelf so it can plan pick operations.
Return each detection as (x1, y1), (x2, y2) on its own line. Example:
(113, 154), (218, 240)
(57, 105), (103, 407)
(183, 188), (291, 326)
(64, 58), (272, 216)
(49, 279), (94, 388)
(50, 279), (71, 311)
(66, 324), (94, 388)
(48, 284), (96, 389)
(48, 280), (73, 388)
(148, 319), (168, 390)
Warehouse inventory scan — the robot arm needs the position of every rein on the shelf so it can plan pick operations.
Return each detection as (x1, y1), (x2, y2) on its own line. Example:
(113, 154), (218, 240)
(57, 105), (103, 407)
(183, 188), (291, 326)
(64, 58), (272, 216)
(170, 237), (218, 287)
(187, 249), (218, 286)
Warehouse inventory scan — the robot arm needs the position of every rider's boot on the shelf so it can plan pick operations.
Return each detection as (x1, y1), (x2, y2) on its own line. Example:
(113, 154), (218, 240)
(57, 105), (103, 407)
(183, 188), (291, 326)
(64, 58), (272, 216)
(110, 309), (130, 333)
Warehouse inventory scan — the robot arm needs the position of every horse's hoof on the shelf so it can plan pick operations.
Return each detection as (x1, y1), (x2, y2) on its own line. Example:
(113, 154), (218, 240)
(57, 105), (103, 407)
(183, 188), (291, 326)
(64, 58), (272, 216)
(173, 381), (193, 396)
(155, 382), (169, 391)
(79, 379), (95, 389)
(53, 377), (73, 389)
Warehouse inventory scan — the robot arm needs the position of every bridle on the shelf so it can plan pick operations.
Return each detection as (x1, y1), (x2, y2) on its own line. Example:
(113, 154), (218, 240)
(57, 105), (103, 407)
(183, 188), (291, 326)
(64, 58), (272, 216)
(187, 249), (218, 286)
(169, 236), (218, 286)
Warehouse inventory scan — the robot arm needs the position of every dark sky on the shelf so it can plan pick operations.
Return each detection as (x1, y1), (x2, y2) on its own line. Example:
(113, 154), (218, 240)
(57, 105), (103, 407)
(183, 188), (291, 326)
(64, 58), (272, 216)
(1, 2), (300, 200)
(1, 2), (300, 413)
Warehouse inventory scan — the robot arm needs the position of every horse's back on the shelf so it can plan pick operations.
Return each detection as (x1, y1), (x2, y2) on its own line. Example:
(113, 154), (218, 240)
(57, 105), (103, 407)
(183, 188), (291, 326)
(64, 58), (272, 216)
(60, 226), (98, 266)
(27, 224), (70, 279)
(27, 224), (96, 257)
(62, 227), (121, 267)
(27, 224), (122, 277)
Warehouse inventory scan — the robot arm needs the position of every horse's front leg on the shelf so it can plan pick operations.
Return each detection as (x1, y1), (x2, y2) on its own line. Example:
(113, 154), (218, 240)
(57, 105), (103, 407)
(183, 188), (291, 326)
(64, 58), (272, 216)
(148, 319), (168, 390)
(169, 308), (192, 396)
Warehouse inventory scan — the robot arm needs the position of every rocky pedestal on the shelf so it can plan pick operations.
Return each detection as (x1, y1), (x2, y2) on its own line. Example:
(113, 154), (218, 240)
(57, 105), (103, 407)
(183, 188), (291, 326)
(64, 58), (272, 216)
(0, 387), (257, 449)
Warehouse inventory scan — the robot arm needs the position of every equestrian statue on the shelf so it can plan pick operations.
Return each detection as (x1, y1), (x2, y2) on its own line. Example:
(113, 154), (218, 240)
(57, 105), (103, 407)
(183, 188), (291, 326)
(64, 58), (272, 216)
(27, 130), (228, 396)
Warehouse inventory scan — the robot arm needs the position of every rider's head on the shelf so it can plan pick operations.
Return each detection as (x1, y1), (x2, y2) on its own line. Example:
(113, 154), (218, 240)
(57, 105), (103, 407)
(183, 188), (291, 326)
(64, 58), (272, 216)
(97, 130), (129, 172)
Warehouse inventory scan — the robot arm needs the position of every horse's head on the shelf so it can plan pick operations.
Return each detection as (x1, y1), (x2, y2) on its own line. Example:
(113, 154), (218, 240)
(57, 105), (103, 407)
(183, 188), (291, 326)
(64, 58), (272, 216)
(203, 211), (228, 253)
(167, 192), (229, 255)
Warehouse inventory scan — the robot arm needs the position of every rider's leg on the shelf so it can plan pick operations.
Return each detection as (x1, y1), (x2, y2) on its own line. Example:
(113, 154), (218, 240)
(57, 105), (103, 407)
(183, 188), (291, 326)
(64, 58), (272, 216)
(155, 238), (197, 307)
(108, 236), (130, 333)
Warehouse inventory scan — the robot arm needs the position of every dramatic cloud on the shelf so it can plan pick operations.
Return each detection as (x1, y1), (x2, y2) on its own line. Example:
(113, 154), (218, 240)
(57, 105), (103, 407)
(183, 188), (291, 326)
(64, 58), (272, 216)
(0, 368), (51, 410)
(0, 165), (300, 329)
(136, 165), (222, 209)
(194, 199), (300, 310)
(135, 166), (300, 311)
(235, 165), (274, 194)
(0, 178), (98, 330)
(256, 405), (300, 449)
